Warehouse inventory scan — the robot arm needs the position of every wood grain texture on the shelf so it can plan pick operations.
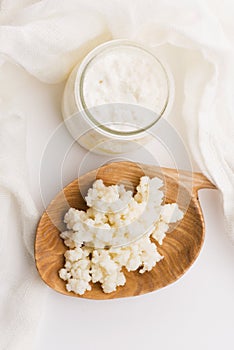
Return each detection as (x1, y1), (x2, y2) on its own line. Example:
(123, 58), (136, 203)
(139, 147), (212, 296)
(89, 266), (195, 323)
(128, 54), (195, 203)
(35, 161), (216, 300)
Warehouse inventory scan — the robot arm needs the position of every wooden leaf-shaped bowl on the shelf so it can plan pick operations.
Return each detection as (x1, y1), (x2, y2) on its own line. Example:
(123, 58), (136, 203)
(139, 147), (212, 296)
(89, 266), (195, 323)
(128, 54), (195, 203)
(35, 161), (216, 299)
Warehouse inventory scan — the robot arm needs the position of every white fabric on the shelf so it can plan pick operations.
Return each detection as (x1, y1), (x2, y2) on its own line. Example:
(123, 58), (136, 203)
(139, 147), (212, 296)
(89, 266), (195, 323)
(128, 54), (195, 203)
(0, 0), (233, 349)
(0, 114), (46, 350)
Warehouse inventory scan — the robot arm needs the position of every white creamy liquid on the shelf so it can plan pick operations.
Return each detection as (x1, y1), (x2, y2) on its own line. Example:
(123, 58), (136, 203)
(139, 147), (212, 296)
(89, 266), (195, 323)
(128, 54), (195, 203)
(81, 45), (168, 133)
(62, 41), (172, 154)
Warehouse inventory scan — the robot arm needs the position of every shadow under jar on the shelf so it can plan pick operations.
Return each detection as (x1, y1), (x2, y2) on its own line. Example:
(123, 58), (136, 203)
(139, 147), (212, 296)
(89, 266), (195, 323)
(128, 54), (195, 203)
(62, 40), (173, 155)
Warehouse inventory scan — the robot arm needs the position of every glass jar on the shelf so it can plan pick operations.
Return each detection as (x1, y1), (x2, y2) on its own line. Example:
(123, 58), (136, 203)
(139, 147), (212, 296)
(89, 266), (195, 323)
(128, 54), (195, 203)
(62, 40), (173, 155)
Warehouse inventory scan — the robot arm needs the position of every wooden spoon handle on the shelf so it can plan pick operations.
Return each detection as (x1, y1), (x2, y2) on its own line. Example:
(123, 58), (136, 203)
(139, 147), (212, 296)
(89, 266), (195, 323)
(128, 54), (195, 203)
(160, 167), (216, 193)
(191, 172), (216, 192)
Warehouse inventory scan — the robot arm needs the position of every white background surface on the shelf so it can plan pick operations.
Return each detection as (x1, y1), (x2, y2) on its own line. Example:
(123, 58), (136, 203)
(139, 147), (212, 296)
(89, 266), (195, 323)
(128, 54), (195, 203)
(1, 61), (234, 350)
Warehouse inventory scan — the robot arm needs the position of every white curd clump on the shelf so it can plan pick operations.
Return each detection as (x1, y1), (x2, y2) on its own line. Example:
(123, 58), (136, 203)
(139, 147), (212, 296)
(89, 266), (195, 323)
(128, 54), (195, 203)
(59, 176), (183, 295)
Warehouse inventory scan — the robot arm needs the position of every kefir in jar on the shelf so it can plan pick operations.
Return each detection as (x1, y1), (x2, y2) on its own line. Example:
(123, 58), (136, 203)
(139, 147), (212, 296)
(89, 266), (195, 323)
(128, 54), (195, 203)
(62, 40), (173, 155)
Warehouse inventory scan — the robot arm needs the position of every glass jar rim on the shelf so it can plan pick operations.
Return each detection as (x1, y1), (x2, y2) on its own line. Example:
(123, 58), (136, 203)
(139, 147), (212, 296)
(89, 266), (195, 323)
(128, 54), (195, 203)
(75, 39), (170, 137)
